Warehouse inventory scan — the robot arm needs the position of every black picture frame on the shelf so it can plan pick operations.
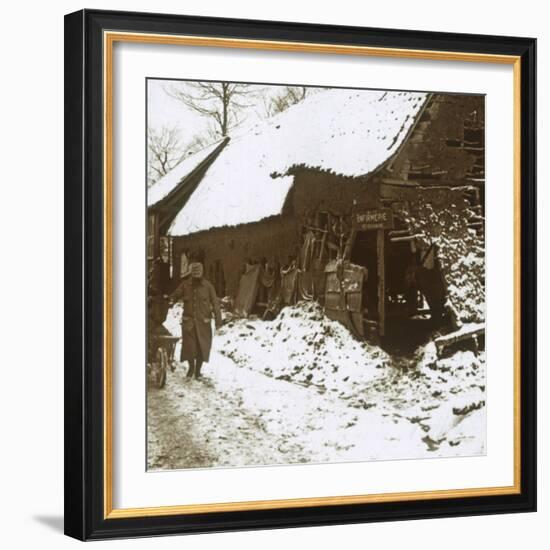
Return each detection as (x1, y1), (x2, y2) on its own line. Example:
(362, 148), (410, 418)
(64, 8), (536, 541)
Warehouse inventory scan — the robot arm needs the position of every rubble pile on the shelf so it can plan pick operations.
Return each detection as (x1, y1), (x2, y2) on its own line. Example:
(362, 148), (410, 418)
(400, 195), (485, 323)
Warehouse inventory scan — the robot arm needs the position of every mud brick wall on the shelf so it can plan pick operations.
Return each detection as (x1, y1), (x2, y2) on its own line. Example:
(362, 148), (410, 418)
(171, 170), (383, 298)
(171, 216), (300, 296)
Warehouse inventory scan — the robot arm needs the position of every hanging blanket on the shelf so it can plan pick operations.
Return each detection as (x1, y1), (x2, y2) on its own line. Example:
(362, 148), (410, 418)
(280, 266), (299, 305)
(234, 264), (261, 317)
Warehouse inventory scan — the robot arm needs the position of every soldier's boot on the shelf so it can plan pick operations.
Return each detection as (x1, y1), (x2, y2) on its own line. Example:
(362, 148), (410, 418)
(194, 359), (203, 380)
(186, 360), (195, 379)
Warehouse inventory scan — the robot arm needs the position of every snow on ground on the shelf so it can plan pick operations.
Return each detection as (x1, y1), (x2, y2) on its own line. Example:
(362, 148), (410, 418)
(168, 89), (428, 236)
(149, 352), (385, 470)
(215, 302), (486, 459)
(154, 301), (485, 469)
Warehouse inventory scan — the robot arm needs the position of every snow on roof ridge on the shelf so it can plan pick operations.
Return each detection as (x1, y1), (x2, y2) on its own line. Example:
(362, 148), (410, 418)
(167, 88), (429, 236)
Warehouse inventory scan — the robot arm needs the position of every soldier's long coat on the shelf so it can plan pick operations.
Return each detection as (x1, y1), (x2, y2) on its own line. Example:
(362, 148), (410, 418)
(171, 278), (222, 362)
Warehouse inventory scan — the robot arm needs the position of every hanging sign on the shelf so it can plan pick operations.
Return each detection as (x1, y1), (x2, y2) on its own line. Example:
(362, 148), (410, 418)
(352, 208), (394, 230)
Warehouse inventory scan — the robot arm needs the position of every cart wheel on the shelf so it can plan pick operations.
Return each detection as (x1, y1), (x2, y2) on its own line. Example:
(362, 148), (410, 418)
(156, 347), (167, 389)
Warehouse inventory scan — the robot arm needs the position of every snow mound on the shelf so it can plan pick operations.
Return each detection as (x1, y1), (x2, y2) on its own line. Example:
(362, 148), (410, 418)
(216, 301), (390, 405)
(216, 304), (486, 456)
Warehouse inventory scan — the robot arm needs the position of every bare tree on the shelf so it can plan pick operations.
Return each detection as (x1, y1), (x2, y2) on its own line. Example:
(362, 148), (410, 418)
(183, 133), (209, 155)
(165, 82), (258, 138)
(147, 126), (208, 186)
(268, 86), (309, 116)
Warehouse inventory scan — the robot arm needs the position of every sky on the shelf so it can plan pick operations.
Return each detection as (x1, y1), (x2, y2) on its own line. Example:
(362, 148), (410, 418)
(147, 79), (298, 151)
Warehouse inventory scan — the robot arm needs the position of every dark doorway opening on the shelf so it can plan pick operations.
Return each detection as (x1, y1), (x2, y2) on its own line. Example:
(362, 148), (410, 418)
(350, 229), (444, 352)
(387, 240), (420, 318)
(350, 230), (378, 320)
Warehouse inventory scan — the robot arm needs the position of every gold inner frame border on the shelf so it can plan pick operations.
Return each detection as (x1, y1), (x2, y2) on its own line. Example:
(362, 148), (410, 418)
(102, 30), (522, 520)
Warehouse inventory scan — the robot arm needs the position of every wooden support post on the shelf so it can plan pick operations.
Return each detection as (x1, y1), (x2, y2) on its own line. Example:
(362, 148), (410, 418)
(150, 211), (160, 260)
(377, 229), (386, 337)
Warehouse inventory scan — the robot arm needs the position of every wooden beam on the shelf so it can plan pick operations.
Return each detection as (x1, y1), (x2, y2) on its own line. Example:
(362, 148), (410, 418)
(434, 324), (485, 358)
(390, 234), (421, 243)
(388, 229), (411, 237)
(377, 229), (386, 337)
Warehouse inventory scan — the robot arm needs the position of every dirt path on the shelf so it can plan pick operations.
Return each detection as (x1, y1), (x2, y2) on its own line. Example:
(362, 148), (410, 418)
(147, 349), (390, 470)
(147, 380), (216, 470)
(147, 352), (311, 470)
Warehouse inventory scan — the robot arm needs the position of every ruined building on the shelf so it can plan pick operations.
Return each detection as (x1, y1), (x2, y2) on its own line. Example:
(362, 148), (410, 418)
(147, 88), (485, 339)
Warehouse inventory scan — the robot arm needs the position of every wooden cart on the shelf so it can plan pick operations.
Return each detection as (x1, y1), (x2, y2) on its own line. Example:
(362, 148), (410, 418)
(148, 293), (178, 389)
(148, 332), (178, 389)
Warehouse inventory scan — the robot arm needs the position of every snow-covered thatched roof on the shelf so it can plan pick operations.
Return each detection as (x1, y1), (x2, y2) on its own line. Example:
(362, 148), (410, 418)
(147, 141), (223, 208)
(166, 88), (429, 237)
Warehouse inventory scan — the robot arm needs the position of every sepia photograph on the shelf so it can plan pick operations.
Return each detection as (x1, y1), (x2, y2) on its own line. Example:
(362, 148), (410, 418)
(146, 79), (486, 471)
(62, 7), (537, 540)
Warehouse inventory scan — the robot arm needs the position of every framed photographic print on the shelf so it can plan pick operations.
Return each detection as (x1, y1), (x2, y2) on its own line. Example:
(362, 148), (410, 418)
(64, 9), (536, 540)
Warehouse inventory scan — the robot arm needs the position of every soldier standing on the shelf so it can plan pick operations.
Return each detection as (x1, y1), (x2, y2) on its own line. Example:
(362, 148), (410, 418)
(170, 262), (222, 380)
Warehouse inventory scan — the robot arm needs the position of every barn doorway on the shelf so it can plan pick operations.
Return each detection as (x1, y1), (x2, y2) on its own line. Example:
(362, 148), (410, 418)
(385, 238), (433, 352)
(350, 229), (441, 350)
(350, 230), (379, 322)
